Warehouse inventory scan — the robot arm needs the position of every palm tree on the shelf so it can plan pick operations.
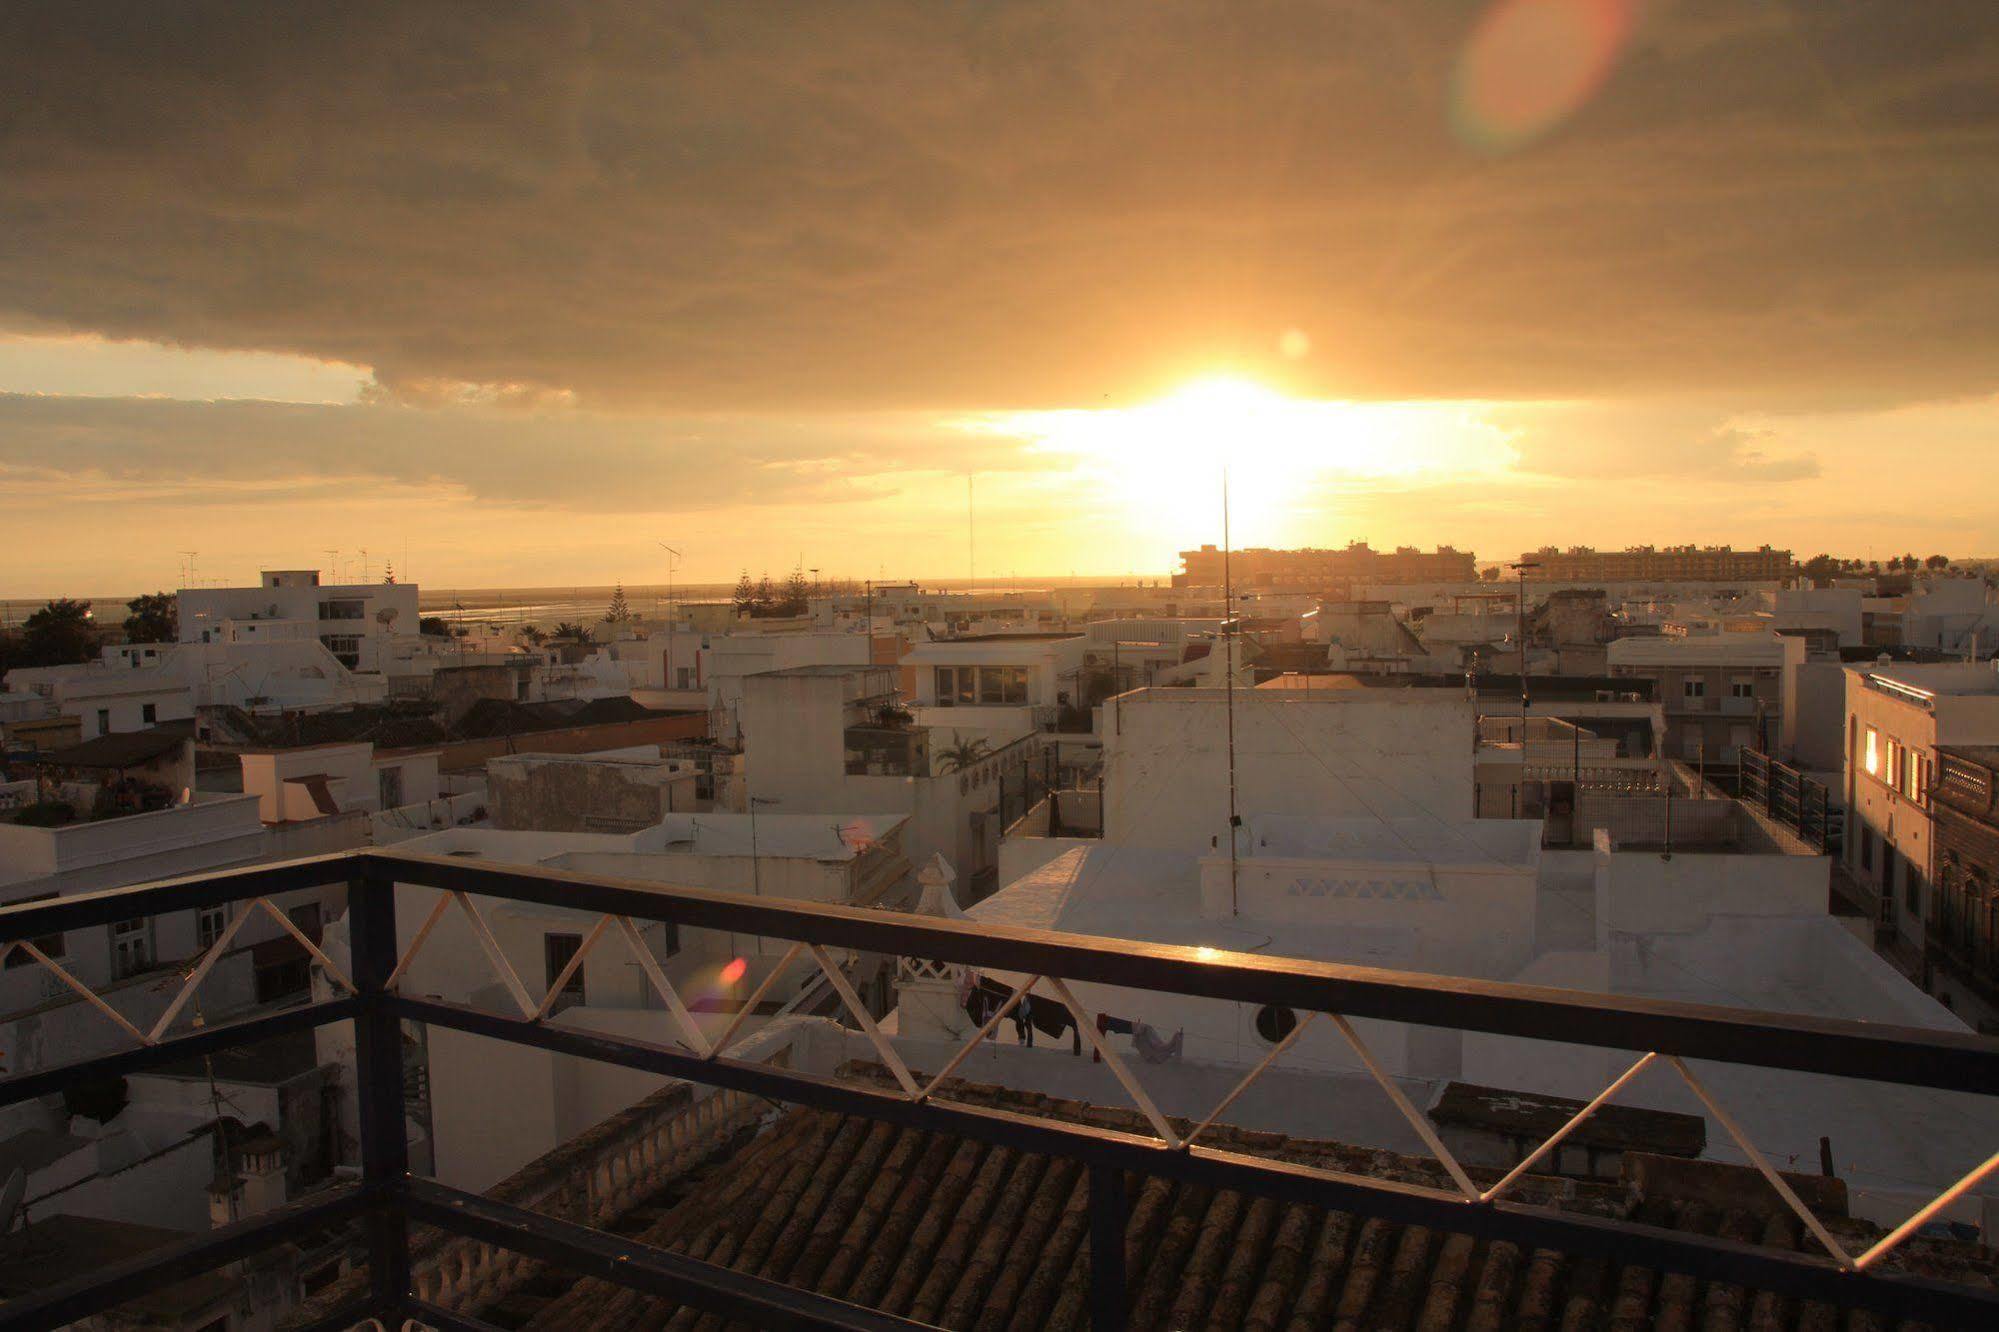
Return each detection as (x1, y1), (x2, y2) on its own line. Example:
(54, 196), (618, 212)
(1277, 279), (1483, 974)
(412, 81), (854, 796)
(936, 732), (990, 773)
(518, 624), (547, 646)
(551, 621), (592, 646)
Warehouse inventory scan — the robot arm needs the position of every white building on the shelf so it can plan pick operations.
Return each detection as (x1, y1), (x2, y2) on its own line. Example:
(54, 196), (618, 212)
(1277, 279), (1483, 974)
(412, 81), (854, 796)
(239, 742), (443, 826)
(323, 812), (910, 1191)
(904, 633), (1087, 745)
(179, 569), (420, 674)
(920, 682), (1991, 1230)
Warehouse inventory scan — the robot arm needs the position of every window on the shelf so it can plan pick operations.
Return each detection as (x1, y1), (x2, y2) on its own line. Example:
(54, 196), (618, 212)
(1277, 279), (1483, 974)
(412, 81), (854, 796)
(933, 666), (958, 705)
(1254, 1005), (1298, 1043)
(378, 766), (404, 809)
(111, 918), (154, 980)
(320, 633), (361, 667)
(1905, 866), (1923, 916)
(96, 708), (111, 734)
(1864, 726), (1880, 776)
(1730, 678), (1755, 699)
(141, 702), (157, 724)
(1860, 825), (1874, 871)
(197, 906), (228, 951)
(977, 665), (1028, 705)
(545, 933), (586, 1003)
(2, 894), (64, 968)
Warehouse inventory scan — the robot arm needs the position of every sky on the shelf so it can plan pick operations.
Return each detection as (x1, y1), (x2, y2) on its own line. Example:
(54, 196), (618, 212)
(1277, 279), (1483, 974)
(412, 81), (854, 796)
(2, 1), (1997, 595)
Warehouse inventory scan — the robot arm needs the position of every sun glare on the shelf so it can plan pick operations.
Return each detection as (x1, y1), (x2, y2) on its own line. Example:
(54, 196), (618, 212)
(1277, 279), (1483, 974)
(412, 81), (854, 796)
(973, 376), (1512, 550)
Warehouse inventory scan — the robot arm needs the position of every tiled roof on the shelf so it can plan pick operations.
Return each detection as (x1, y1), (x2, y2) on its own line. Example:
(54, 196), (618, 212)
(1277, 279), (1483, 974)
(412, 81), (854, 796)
(497, 1069), (1996, 1331)
(30, 721), (193, 769)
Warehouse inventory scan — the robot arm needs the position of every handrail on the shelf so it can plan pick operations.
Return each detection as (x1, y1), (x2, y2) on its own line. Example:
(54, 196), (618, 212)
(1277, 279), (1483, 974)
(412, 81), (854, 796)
(0, 849), (1996, 1329)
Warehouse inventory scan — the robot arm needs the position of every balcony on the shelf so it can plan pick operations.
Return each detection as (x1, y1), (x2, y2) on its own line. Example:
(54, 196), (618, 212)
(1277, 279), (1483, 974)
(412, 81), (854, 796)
(1, 851), (1996, 1330)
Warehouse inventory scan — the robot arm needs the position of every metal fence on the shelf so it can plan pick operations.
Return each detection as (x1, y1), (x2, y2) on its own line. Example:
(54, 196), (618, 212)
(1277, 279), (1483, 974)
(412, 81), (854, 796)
(1, 848), (1996, 1330)
(1741, 747), (1843, 855)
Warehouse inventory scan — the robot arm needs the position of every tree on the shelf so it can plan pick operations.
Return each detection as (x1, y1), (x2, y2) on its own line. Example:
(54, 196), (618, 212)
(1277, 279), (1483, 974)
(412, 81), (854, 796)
(753, 574), (776, 616)
(1802, 554), (1840, 587)
(382, 562), (396, 584)
(782, 565), (811, 616)
(604, 582), (631, 624)
(21, 598), (97, 666)
(733, 570), (756, 617)
(936, 733), (990, 773)
(419, 615), (452, 637)
(1478, 565), (1502, 583)
(1925, 554), (1950, 571)
(518, 624), (547, 646)
(551, 621), (593, 645)
(122, 592), (177, 644)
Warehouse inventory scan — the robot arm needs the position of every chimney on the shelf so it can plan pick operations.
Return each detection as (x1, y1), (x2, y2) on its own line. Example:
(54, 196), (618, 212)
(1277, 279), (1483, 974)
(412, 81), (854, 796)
(209, 1132), (287, 1227)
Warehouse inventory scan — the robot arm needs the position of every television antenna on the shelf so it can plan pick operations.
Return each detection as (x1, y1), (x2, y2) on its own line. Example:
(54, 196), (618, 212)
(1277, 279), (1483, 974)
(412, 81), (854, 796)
(657, 543), (682, 681)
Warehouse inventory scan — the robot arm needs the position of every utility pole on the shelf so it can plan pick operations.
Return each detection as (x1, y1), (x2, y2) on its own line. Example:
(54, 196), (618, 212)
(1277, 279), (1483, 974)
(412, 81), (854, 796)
(1222, 470), (1240, 917)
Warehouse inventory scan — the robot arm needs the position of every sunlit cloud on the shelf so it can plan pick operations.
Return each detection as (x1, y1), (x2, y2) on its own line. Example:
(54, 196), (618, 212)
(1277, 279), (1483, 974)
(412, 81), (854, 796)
(0, 330), (370, 404)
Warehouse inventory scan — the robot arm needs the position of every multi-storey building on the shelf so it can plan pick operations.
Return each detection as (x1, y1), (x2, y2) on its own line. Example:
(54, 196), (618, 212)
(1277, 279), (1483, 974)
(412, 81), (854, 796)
(1606, 631), (1801, 764)
(1930, 745), (1999, 1031)
(1173, 542), (1475, 590)
(178, 568), (419, 672)
(1842, 662), (1999, 972)
(1521, 545), (1793, 583)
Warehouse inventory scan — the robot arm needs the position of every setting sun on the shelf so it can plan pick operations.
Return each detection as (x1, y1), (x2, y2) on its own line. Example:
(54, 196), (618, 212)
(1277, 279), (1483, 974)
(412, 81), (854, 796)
(969, 376), (1516, 552)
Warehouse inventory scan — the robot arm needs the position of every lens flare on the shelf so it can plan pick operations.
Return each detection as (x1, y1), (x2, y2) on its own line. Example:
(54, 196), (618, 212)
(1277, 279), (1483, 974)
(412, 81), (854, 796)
(1452, 0), (1639, 153)
(720, 956), (748, 986)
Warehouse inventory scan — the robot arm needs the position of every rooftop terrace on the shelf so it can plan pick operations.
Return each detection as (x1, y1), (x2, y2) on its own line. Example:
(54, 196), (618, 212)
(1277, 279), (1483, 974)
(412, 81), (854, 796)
(0, 850), (1993, 1330)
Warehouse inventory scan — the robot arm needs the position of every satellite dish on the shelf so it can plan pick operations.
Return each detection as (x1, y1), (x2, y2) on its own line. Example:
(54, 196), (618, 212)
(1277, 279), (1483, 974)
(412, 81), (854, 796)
(0, 1168), (25, 1235)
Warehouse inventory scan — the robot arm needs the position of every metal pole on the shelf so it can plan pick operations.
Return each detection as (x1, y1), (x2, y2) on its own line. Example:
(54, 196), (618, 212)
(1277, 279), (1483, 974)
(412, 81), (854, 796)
(1663, 770), (1674, 861)
(1221, 473), (1240, 916)
(349, 868), (410, 1315)
(1088, 1163), (1127, 1331)
(1112, 638), (1121, 736)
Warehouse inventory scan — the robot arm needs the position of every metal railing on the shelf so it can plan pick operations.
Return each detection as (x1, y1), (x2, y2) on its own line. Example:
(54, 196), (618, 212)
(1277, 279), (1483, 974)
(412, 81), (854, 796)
(1742, 746), (1843, 855)
(1, 848), (1997, 1330)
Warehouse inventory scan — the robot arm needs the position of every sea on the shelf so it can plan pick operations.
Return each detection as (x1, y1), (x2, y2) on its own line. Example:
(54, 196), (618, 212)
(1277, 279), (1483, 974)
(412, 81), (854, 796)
(1, 577), (1137, 634)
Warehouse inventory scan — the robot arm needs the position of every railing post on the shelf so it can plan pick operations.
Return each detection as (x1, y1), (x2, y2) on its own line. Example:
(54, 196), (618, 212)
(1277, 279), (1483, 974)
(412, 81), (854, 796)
(349, 862), (411, 1315)
(1088, 1163), (1126, 1332)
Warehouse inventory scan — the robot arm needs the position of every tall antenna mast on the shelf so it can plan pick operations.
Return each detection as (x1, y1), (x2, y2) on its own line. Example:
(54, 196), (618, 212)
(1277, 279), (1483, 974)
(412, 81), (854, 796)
(1222, 468), (1241, 917)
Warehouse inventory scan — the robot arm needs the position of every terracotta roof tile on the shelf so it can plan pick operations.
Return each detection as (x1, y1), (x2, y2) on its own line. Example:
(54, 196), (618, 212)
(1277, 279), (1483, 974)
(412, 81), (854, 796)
(498, 1071), (1997, 1331)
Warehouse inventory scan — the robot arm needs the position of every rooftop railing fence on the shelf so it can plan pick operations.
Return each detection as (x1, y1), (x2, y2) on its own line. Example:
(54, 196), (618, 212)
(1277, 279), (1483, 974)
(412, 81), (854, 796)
(0, 848), (1996, 1331)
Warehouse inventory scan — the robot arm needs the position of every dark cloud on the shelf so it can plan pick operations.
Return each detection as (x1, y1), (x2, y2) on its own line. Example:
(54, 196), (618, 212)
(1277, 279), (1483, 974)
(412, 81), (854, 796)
(0, 393), (1049, 512)
(2, 2), (1997, 410)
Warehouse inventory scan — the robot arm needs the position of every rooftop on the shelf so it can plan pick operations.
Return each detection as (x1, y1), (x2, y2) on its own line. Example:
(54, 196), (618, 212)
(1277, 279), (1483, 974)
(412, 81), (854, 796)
(27, 722), (193, 770)
(498, 1068), (1995, 1332)
(0, 1214), (236, 1319)
(636, 811), (906, 860)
